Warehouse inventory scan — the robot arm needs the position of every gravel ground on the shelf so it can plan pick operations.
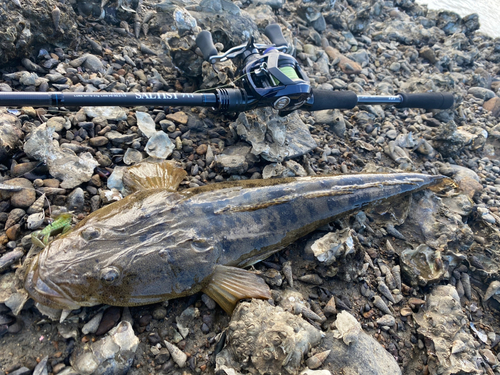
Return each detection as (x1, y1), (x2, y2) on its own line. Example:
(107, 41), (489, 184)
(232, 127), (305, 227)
(1, 0), (500, 374)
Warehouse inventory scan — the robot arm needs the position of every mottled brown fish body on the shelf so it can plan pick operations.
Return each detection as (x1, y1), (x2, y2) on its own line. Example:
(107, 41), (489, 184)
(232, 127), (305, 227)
(25, 172), (445, 310)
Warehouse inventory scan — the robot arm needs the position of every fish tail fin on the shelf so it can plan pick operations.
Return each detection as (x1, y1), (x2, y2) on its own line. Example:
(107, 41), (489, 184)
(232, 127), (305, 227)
(203, 265), (271, 315)
(122, 160), (187, 192)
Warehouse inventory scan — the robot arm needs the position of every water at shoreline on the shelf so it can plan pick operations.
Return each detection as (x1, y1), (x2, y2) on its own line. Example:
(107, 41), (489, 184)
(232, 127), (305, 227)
(416, 0), (500, 38)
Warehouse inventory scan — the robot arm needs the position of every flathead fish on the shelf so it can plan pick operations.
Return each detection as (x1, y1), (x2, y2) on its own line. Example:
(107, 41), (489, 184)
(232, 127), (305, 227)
(24, 161), (447, 314)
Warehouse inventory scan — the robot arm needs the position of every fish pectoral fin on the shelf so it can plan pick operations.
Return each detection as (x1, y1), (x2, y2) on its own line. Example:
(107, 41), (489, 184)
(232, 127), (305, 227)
(202, 265), (271, 315)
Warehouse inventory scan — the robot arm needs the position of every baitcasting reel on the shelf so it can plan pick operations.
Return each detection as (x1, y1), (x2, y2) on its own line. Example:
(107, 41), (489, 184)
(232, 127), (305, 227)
(196, 24), (311, 116)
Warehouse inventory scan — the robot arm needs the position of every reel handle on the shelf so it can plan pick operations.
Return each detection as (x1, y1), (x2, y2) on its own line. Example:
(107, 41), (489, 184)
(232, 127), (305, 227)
(264, 24), (288, 47)
(395, 92), (454, 110)
(195, 31), (218, 62)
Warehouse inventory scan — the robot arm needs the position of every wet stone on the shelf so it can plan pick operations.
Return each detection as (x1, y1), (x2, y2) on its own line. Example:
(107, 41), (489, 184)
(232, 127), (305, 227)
(166, 112), (188, 125)
(468, 87), (496, 101)
(89, 136), (109, 147)
(95, 307), (122, 336)
(152, 307), (167, 320)
(106, 131), (136, 145)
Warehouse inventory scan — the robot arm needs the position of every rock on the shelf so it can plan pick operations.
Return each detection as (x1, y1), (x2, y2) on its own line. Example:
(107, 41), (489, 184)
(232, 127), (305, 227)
(145, 131), (174, 159)
(152, 307), (167, 320)
(214, 143), (252, 175)
(310, 229), (354, 266)
(483, 97), (500, 116)
(322, 44), (362, 74)
(24, 124), (99, 189)
(215, 299), (322, 375)
(438, 164), (483, 199)
(262, 161), (307, 179)
(66, 188), (85, 212)
(0, 273), (17, 304)
(398, 190), (474, 252)
(106, 131), (136, 145)
(400, 244), (445, 287)
(89, 136), (109, 147)
(82, 311), (104, 335)
(414, 285), (481, 374)
(83, 107), (127, 121)
(419, 46), (437, 63)
(26, 211), (45, 230)
(165, 111), (188, 125)
(46, 117), (67, 132)
(82, 54), (104, 72)
(96, 307), (122, 336)
(321, 311), (401, 374)
(71, 321), (139, 375)
(235, 108), (317, 162)
(33, 356), (48, 375)
(3, 179), (36, 209)
(0, 248), (24, 273)
(0, 110), (23, 162)
(176, 307), (199, 338)
(196, 144), (208, 155)
(172, 7), (198, 35)
(0, 0), (78, 64)
(215, 154), (248, 175)
(468, 87), (496, 101)
(376, 314), (396, 327)
(313, 109), (346, 137)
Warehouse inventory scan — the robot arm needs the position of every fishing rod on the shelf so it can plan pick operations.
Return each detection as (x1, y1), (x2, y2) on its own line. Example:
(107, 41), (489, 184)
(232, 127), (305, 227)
(0, 24), (454, 114)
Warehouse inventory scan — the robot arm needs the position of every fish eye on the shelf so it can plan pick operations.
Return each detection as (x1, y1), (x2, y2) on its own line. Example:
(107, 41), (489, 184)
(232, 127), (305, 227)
(81, 227), (100, 241)
(100, 267), (120, 285)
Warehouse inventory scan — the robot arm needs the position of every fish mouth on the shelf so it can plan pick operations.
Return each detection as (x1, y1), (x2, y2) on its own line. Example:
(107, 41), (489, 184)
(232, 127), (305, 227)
(24, 256), (81, 311)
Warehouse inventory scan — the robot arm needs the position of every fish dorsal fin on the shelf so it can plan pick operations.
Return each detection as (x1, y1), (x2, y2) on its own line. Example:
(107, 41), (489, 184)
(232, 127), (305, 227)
(122, 160), (187, 192)
(202, 265), (272, 315)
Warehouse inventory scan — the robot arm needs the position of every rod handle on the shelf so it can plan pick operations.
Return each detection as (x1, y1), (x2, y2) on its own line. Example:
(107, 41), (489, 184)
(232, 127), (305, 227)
(308, 89), (358, 111)
(396, 92), (454, 109)
(264, 24), (288, 47)
(196, 31), (218, 62)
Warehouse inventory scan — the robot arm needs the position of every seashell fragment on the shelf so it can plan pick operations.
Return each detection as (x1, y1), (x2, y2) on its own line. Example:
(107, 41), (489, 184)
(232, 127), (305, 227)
(282, 261), (293, 288)
(52, 5), (61, 31)
(27, 193), (46, 214)
(324, 296), (337, 316)
(451, 339), (467, 354)
(461, 272), (472, 300)
(298, 274), (323, 285)
(26, 211), (45, 230)
(310, 300), (327, 322)
(134, 21), (141, 38)
(484, 280), (500, 301)
(306, 350), (331, 370)
(334, 311), (361, 345)
(5, 208), (26, 230)
(377, 278), (395, 303)
(143, 10), (156, 24)
(373, 295), (391, 315)
(392, 265), (402, 291)
(400, 244), (445, 286)
(164, 340), (187, 368)
(120, 21), (130, 34)
(294, 303), (324, 322)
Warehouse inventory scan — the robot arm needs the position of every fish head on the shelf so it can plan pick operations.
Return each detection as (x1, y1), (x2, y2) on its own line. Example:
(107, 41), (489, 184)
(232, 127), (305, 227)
(24, 220), (129, 310)
(24, 190), (216, 310)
